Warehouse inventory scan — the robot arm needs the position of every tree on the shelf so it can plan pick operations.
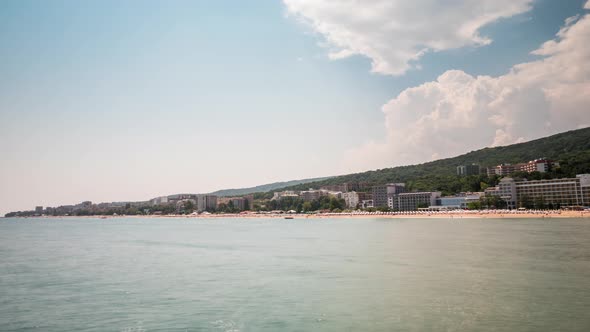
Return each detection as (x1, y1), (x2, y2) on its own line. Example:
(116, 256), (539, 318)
(467, 201), (481, 210)
(184, 201), (195, 214)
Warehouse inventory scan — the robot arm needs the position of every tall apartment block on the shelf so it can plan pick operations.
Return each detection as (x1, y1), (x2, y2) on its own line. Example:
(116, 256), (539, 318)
(372, 183), (406, 207)
(456, 164), (480, 176)
(196, 194), (218, 212)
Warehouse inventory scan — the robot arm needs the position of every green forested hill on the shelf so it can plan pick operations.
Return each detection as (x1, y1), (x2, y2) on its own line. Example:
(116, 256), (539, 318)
(210, 177), (331, 197)
(272, 127), (590, 196)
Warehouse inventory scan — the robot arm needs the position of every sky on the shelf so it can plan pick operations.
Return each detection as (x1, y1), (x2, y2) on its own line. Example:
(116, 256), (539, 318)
(1, 0), (589, 215)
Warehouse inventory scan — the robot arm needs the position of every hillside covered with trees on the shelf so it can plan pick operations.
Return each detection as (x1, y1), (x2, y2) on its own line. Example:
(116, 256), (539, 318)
(264, 127), (590, 197)
(209, 176), (331, 197)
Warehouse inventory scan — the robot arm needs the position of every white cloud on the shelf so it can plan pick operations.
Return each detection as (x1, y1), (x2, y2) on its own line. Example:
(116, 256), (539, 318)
(343, 11), (590, 171)
(284, 0), (533, 75)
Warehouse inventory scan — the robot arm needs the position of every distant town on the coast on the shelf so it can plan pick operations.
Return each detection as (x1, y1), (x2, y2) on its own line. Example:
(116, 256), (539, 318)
(6, 159), (590, 218)
(5, 127), (590, 217)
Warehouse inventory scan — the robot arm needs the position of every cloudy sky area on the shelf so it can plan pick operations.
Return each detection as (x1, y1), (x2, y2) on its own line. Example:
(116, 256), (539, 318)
(1, 0), (589, 215)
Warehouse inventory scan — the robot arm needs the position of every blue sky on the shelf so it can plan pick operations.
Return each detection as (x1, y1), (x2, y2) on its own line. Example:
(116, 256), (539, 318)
(1, 0), (589, 215)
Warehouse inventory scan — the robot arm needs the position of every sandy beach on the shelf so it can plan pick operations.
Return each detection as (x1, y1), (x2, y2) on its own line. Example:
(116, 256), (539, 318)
(192, 210), (590, 219)
(16, 209), (589, 220)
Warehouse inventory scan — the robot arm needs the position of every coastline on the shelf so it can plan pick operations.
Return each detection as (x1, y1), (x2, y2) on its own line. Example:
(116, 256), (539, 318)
(5, 210), (589, 220)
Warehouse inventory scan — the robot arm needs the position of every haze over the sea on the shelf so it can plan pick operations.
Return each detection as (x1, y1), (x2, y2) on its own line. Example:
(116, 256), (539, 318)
(2, 0), (590, 215)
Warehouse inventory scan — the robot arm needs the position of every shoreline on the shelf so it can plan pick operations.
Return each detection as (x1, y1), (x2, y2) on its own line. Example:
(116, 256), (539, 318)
(3, 210), (589, 220)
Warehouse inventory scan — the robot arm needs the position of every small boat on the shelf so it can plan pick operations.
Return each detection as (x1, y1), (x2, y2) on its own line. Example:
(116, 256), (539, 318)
(284, 216), (294, 220)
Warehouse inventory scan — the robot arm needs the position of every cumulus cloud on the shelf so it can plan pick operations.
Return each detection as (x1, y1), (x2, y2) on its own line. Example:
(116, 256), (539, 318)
(344, 9), (590, 171)
(284, 0), (533, 75)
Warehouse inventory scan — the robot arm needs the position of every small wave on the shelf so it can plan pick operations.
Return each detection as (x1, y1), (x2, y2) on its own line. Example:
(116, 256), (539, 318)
(120, 321), (146, 332)
(211, 319), (240, 332)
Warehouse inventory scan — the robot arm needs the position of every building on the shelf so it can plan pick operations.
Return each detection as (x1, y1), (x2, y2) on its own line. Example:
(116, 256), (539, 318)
(244, 194), (254, 210)
(516, 159), (558, 173)
(230, 197), (246, 211)
(488, 174), (590, 208)
(435, 192), (484, 209)
(439, 196), (466, 208)
(35, 206), (43, 214)
(361, 199), (374, 209)
(487, 159), (559, 176)
(217, 197), (231, 205)
(320, 184), (348, 192)
(321, 190), (342, 198)
(487, 164), (516, 177)
(272, 191), (299, 200)
(580, 174), (590, 205)
(168, 194), (197, 202)
(342, 192), (358, 208)
(349, 182), (370, 192)
(516, 175), (590, 208)
(217, 196), (247, 210)
(196, 194), (217, 212)
(55, 205), (74, 215)
(150, 196), (169, 205)
(456, 164), (480, 176)
(342, 191), (372, 209)
(496, 178), (519, 209)
(389, 192), (441, 211)
(299, 190), (323, 202)
(320, 182), (369, 193)
(372, 183), (406, 207)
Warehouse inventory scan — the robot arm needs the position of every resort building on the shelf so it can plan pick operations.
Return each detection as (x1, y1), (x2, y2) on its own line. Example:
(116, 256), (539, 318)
(372, 183), (406, 207)
(230, 197), (246, 211)
(342, 191), (372, 209)
(217, 196), (248, 210)
(299, 190), (324, 202)
(321, 182), (370, 193)
(271, 191), (299, 200)
(487, 164), (516, 177)
(456, 164), (480, 176)
(388, 192), (441, 211)
(361, 199), (374, 209)
(486, 159), (558, 177)
(321, 190), (343, 199)
(150, 196), (169, 205)
(342, 192), (358, 208)
(196, 194), (217, 212)
(320, 184), (348, 192)
(489, 174), (590, 208)
(434, 192), (484, 209)
(244, 194), (254, 210)
(516, 159), (558, 173)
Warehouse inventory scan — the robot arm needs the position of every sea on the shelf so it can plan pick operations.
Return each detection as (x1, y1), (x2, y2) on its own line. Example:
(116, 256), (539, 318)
(1, 217), (590, 332)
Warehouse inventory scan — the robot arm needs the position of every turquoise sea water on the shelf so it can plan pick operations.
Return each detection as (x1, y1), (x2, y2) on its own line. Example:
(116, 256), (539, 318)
(1, 217), (590, 331)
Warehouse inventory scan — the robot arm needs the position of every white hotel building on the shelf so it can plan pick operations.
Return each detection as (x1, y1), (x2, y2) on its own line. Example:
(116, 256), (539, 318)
(492, 174), (590, 209)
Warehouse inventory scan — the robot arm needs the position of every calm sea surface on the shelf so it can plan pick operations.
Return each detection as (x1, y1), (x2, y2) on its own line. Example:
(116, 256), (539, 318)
(1, 217), (590, 332)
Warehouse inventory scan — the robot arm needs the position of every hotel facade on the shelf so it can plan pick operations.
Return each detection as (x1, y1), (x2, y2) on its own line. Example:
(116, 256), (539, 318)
(372, 183), (406, 207)
(388, 192), (441, 211)
(491, 174), (590, 209)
